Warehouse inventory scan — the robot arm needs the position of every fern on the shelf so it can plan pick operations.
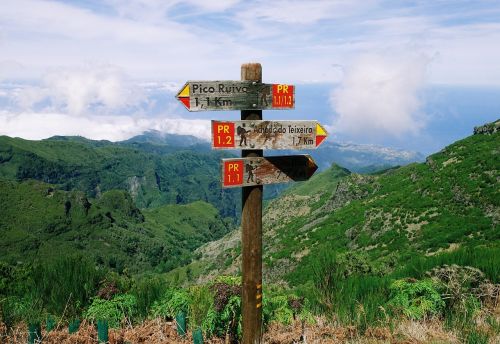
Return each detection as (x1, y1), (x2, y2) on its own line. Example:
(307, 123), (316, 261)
(387, 278), (444, 319)
(151, 288), (189, 320)
(84, 294), (136, 328)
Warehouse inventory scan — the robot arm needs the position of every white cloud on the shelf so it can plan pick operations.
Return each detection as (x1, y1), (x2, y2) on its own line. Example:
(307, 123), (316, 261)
(13, 64), (143, 115)
(1, 0), (499, 85)
(331, 52), (429, 138)
(0, 111), (210, 141)
(44, 65), (139, 115)
(0, 0), (255, 80)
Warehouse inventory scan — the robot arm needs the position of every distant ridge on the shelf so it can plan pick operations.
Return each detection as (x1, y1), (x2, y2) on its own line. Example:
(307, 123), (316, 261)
(122, 130), (207, 147)
(124, 130), (424, 173)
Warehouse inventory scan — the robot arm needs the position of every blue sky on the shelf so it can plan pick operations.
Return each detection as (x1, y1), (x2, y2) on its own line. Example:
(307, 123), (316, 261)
(0, 0), (499, 154)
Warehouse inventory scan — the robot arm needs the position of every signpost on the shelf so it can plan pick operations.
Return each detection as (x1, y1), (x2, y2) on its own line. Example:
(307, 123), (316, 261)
(221, 155), (318, 188)
(212, 120), (328, 150)
(176, 81), (295, 111)
(176, 63), (326, 344)
(240, 64), (263, 344)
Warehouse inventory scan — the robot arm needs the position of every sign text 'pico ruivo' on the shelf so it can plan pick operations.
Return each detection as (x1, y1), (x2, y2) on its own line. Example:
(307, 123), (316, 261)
(176, 81), (294, 111)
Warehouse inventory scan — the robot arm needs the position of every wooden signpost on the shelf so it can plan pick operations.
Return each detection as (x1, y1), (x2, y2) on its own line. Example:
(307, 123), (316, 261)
(212, 120), (328, 150)
(221, 155), (318, 188)
(176, 63), (326, 344)
(176, 81), (295, 111)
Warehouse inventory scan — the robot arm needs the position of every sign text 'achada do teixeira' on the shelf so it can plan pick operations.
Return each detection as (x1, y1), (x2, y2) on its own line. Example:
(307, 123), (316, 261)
(221, 155), (318, 188)
(212, 120), (328, 150)
(176, 81), (294, 111)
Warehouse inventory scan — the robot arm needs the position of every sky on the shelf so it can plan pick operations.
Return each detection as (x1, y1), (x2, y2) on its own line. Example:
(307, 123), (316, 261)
(0, 0), (499, 154)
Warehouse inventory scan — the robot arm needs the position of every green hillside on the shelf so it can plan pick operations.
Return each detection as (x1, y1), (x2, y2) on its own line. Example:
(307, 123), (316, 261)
(0, 123), (498, 342)
(185, 121), (499, 288)
(284, 126), (499, 285)
(0, 179), (232, 273)
(0, 135), (238, 217)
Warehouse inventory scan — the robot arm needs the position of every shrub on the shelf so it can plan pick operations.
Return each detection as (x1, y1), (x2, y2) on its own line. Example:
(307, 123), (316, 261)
(32, 255), (104, 318)
(1, 295), (45, 328)
(427, 264), (495, 312)
(196, 276), (242, 340)
(263, 295), (294, 325)
(263, 294), (314, 327)
(387, 278), (445, 319)
(188, 285), (213, 330)
(84, 294), (137, 328)
(130, 275), (168, 319)
(151, 288), (189, 320)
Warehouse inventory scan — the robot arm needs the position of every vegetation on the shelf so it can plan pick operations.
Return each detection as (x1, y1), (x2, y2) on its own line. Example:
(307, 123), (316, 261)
(0, 178), (233, 273)
(0, 263), (313, 341)
(84, 294), (137, 328)
(387, 278), (445, 320)
(0, 135), (238, 217)
(0, 122), (499, 341)
(179, 122), (499, 340)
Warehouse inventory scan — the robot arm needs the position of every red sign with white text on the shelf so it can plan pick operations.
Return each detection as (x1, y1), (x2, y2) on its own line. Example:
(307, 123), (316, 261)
(213, 121), (235, 148)
(272, 84), (294, 108)
(223, 160), (244, 186)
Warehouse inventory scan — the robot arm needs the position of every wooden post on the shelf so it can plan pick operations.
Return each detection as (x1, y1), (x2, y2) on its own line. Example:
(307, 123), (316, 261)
(241, 63), (263, 343)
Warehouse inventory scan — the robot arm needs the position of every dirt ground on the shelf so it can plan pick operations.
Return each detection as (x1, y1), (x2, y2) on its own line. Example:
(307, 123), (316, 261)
(1, 317), (499, 344)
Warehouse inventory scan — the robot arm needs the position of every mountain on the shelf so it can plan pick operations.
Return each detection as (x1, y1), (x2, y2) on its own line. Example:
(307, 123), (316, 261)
(0, 133), (241, 273)
(123, 130), (424, 173)
(121, 130), (207, 147)
(175, 120), (499, 285)
(0, 124), (475, 279)
(0, 131), (423, 211)
(0, 134), (238, 218)
(0, 178), (232, 273)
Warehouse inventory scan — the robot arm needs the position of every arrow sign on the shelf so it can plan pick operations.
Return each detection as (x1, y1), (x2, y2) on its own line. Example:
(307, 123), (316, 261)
(176, 81), (294, 111)
(212, 120), (328, 150)
(221, 155), (318, 188)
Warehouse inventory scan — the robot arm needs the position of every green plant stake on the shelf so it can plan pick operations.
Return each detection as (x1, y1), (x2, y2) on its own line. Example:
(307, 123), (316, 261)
(193, 328), (203, 344)
(68, 319), (81, 334)
(97, 320), (109, 343)
(28, 322), (41, 344)
(46, 316), (56, 332)
(176, 311), (187, 337)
